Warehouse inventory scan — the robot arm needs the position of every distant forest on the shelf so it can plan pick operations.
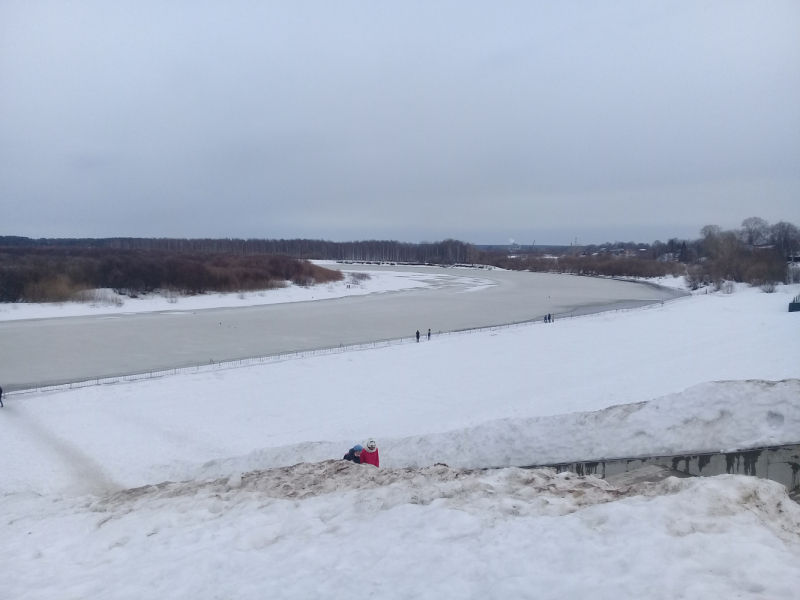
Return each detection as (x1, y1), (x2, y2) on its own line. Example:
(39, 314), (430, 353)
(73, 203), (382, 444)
(0, 248), (342, 303)
(0, 237), (477, 264)
(2, 218), (798, 303)
(0, 236), (475, 303)
(480, 216), (799, 287)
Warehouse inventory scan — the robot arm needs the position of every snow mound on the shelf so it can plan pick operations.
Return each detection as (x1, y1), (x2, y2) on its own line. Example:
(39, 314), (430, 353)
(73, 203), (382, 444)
(194, 379), (800, 478)
(4, 465), (800, 599)
(111, 461), (633, 514)
(102, 461), (800, 539)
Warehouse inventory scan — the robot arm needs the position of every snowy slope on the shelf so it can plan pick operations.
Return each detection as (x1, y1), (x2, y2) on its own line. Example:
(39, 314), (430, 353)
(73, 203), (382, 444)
(1, 283), (797, 495)
(1, 283), (799, 598)
(196, 379), (800, 476)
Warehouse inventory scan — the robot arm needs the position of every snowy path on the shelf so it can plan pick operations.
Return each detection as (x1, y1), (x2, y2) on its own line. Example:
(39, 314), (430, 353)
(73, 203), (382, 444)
(0, 404), (120, 495)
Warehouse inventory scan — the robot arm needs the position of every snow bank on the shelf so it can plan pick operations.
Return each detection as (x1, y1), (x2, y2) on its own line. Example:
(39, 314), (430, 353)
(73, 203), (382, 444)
(2, 463), (798, 599)
(644, 274), (688, 289)
(0, 269), (495, 322)
(196, 379), (800, 477)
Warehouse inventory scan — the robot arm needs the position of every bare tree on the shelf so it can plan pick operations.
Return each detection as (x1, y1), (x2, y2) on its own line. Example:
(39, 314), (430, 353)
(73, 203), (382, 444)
(713, 231), (746, 281)
(740, 217), (770, 246)
(699, 224), (722, 259)
(770, 221), (800, 258)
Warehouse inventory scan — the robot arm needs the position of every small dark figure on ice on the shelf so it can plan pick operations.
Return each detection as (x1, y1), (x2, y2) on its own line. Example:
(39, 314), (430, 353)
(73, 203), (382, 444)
(0, 385), (3, 408)
(416, 330), (420, 342)
(427, 328), (431, 341)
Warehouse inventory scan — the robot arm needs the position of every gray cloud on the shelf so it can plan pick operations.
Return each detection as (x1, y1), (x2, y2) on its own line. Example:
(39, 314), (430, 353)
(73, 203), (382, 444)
(1, 1), (798, 243)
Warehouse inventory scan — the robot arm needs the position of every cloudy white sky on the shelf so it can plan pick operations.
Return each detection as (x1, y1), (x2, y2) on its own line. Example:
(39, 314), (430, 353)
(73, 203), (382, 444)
(1, 1), (798, 244)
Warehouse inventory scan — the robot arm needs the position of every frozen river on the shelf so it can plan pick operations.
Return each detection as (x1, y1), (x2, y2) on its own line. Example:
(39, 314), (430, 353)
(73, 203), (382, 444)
(0, 266), (682, 390)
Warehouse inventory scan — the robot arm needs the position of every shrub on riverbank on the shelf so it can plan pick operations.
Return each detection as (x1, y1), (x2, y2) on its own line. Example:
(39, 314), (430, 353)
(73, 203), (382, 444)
(0, 248), (342, 303)
(483, 254), (684, 279)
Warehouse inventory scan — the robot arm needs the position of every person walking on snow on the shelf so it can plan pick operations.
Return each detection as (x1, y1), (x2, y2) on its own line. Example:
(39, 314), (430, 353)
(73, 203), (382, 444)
(427, 328), (431, 341)
(360, 438), (379, 467)
(416, 330), (420, 342)
(0, 385), (3, 408)
(343, 444), (363, 463)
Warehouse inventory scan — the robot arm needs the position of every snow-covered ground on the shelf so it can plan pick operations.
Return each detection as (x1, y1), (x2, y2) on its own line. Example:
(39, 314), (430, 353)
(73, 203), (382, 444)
(3, 462), (799, 599)
(196, 379), (799, 477)
(639, 273), (689, 289)
(1, 281), (799, 598)
(5, 281), (796, 494)
(0, 269), (495, 322)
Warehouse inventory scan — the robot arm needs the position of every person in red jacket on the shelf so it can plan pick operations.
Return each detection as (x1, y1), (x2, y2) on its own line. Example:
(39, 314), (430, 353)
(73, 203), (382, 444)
(360, 438), (379, 467)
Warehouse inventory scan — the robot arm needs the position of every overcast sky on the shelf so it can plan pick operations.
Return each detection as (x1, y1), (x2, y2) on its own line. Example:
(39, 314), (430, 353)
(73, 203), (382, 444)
(1, 1), (798, 244)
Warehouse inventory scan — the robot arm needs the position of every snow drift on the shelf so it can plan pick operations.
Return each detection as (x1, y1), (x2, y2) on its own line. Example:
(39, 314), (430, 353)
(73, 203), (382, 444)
(4, 461), (800, 599)
(197, 379), (800, 478)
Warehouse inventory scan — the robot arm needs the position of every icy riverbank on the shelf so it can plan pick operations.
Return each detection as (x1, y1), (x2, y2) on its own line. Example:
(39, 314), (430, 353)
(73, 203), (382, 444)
(0, 268), (453, 321)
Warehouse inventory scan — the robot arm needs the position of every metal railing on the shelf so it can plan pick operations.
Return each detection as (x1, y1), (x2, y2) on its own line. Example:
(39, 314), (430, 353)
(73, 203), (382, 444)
(5, 293), (689, 398)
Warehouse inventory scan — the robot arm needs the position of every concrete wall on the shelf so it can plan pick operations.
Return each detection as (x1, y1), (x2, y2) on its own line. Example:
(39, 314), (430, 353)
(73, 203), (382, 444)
(534, 444), (800, 494)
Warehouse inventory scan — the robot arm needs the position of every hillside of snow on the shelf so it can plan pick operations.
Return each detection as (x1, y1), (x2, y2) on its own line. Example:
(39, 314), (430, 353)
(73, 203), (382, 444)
(2, 462), (799, 599)
(1, 282), (798, 598)
(2, 282), (797, 495)
(196, 379), (800, 478)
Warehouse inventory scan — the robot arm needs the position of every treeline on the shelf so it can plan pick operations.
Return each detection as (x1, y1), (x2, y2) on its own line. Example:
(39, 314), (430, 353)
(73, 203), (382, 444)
(485, 254), (684, 279)
(0, 248), (342, 303)
(0, 236), (477, 264)
(685, 219), (798, 289)
(578, 217), (800, 264)
(481, 216), (799, 286)
(2, 217), (797, 301)
(581, 239), (691, 262)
